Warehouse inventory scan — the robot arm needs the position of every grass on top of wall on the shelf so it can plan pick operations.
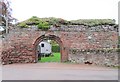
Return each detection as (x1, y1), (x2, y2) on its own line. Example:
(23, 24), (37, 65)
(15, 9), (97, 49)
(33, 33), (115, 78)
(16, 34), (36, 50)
(39, 53), (60, 62)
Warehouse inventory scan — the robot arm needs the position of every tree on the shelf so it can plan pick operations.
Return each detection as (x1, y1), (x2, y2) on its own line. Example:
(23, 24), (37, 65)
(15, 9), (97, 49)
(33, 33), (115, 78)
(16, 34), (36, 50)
(1, 0), (13, 33)
(3, 0), (13, 21)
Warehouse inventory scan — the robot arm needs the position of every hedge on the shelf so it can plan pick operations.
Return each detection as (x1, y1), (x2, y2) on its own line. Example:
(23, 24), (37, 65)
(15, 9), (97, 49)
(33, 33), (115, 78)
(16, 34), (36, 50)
(52, 45), (60, 52)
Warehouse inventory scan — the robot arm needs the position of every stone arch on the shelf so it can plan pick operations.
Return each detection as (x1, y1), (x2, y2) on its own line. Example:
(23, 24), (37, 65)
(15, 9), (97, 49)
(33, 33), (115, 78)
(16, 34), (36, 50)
(33, 34), (68, 62)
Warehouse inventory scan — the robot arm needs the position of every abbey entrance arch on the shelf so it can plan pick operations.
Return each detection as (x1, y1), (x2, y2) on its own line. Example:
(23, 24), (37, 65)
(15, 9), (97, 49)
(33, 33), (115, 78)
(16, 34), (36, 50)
(33, 34), (68, 62)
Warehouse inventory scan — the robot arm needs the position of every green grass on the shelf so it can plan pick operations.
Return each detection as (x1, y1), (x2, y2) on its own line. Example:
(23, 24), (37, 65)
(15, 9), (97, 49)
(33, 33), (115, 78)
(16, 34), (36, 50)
(39, 53), (61, 62)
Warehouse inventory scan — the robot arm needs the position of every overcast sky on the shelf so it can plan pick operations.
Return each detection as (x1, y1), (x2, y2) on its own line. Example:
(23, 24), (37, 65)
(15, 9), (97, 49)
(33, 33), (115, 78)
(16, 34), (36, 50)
(10, 0), (119, 23)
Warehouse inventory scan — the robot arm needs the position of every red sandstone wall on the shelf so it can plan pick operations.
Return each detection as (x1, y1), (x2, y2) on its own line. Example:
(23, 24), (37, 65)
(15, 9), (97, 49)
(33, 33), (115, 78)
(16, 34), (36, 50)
(1, 26), (118, 65)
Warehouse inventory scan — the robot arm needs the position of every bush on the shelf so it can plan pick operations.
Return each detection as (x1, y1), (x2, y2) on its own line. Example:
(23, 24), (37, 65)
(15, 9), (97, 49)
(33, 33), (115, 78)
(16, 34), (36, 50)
(18, 23), (28, 28)
(39, 17), (68, 25)
(52, 45), (60, 52)
(38, 22), (50, 30)
(28, 16), (40, 25)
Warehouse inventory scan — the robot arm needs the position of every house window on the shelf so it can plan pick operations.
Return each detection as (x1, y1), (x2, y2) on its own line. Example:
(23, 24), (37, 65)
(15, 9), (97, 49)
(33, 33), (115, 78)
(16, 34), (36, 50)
(41, 44), (44, 47)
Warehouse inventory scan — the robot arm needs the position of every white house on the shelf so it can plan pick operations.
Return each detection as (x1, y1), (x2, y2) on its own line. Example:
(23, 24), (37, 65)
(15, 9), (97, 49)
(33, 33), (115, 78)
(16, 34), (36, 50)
(0, 26), (5, 35)
(0, 26), (5, 31)
(38, 41), (52, 56)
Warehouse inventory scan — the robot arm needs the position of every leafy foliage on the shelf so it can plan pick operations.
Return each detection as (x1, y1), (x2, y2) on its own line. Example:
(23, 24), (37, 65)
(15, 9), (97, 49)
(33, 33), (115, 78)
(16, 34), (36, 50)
(38, 21), (50, 30)
(40, 17), (68, 25)
(50, 40), (58, 46)
(50, 40), (60, 52)
(17, 16), (116, 28)
(2, 0), (13, 22)
(18, 22), (28, 28)
(52, 45), (60, 52)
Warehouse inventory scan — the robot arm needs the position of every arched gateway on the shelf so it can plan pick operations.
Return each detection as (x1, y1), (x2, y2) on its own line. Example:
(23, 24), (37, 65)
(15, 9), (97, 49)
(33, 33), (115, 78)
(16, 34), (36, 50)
(33, 35), (68, 62)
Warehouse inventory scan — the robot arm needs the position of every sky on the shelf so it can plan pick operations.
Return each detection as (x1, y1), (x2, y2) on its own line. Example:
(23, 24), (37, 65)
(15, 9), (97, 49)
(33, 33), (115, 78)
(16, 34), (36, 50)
(10, 0), (119, 23)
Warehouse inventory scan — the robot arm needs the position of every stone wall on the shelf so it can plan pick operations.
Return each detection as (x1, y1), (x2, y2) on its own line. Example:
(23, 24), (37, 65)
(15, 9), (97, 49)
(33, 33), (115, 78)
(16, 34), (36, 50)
(0, 36), (2, 64)
(1, 25), (119, 66)
(68, 49), (118, 67)
(49, 25), (118, 32)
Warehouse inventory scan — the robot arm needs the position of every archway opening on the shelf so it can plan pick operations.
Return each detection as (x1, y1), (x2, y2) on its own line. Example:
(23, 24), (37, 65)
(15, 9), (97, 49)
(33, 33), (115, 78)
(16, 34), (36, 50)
(38, 39), (61, 62)
(33, 35), (67, 63)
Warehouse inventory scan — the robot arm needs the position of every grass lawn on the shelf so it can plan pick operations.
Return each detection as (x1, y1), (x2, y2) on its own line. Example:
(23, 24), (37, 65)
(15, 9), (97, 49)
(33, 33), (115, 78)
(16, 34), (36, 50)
(39, 53), (61, 62)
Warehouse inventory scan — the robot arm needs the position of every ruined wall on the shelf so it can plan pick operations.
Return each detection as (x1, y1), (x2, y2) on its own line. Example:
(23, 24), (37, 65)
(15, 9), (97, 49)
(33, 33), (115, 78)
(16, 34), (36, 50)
(1, 25), (119, 66)
(68, 49), (118, 67)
